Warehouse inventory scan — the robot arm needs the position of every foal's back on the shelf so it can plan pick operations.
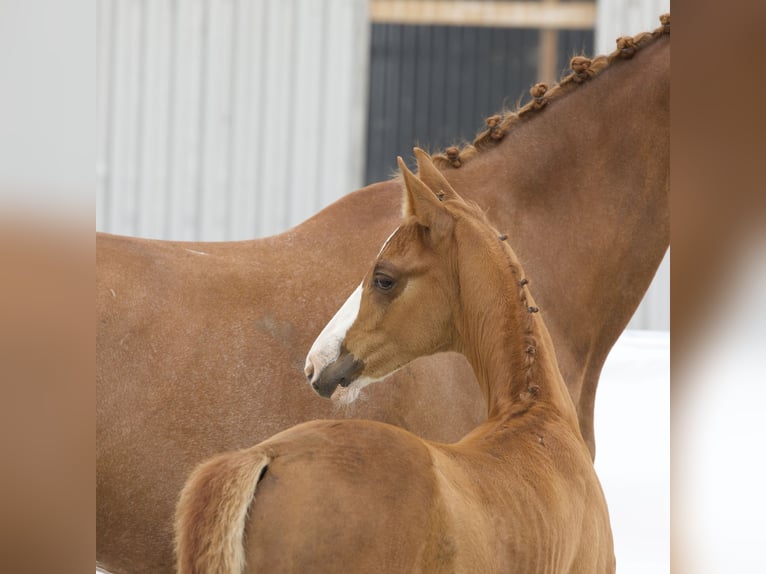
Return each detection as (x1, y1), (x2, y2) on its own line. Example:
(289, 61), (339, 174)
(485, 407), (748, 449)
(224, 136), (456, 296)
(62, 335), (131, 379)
(177, 412), (612, 573)
(177, 420), (446, 573)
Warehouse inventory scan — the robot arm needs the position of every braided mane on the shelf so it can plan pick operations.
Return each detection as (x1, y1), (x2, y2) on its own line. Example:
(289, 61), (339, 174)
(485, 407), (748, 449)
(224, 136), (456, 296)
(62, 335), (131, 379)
(430, 13), (670, 169)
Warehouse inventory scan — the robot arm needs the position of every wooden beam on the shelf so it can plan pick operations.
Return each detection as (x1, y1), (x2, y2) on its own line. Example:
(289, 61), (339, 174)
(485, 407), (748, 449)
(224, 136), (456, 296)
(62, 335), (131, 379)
(539, 28), (558, 83)
(369, 0), (596, 30)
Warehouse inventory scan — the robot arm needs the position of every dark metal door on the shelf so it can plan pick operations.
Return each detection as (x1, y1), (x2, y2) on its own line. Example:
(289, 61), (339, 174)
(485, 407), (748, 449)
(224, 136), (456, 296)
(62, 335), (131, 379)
(364, 23), (593, 183)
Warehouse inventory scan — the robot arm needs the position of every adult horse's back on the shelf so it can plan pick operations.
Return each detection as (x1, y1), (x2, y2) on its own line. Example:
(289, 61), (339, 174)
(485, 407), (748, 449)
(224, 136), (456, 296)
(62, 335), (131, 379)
(97, 17), (668, 573)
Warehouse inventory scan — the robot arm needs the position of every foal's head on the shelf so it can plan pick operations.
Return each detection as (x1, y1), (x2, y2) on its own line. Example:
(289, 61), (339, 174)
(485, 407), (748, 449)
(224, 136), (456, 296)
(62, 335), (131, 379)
(305, 149), (504, 403)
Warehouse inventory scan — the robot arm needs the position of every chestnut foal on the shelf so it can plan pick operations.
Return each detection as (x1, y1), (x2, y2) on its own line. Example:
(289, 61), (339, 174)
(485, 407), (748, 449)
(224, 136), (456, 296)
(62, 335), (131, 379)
(175, 150), (614, 573)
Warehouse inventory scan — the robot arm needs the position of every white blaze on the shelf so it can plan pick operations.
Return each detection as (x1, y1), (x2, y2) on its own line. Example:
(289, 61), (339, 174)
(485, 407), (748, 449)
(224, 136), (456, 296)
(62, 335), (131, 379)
(305, 227), (400, 388)
(305, 283), (363, 385)
(378, 227), (399, 256)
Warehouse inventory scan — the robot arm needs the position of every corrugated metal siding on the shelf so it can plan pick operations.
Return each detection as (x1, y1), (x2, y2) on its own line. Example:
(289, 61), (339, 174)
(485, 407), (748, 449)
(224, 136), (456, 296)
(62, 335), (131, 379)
(97, 0), (369, 241)
(597, 0), (671, 331)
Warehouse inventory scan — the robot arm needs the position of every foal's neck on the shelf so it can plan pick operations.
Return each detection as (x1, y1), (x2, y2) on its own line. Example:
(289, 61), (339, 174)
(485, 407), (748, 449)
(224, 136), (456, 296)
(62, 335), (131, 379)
(456, 236), (579, 430)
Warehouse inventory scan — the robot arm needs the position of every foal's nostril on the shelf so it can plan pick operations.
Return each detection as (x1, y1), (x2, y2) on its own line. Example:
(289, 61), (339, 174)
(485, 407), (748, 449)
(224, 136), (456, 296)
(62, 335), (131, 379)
(305, 362), (315, 383)
(312, 381), (320, 391)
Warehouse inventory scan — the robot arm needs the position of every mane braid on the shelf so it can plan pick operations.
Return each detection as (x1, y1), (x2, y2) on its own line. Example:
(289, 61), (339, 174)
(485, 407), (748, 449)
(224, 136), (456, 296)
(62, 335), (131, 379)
(485, 237), (545, 420)
(431, 13), (670, 169)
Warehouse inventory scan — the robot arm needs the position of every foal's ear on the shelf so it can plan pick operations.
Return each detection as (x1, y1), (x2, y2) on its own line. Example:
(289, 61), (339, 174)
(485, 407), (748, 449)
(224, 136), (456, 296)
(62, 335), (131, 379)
(397, 156), (453, 240)
(413, 148), (463, 203)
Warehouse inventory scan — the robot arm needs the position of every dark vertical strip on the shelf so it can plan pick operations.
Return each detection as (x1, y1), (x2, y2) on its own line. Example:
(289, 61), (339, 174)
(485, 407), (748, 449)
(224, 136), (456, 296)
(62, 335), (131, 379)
(558, 29), (570, 79)
(557, 29), (569, 78)
(509, 28), (522, 108)
(164, 0), (178, 239)
(428, 26), (446, 152)
(499, 29), (510, 110)
(488, 28), (504, 112)
(443, 25), (462, 148)
(475, 24), (492, 122)
(457, 26), (476, 140)
(365, 23), (386, 184)
(399, 24), (417, 170)
(382, 24), (401, 179)
(133, 0), (147, 235)
(194, 0), (210, 239)
(412, 25), (431, 151)
(522, 29), (539, 95)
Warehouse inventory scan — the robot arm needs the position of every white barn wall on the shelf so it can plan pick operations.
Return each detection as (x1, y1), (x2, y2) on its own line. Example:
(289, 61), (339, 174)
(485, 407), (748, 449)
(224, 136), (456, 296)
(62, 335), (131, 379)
(598, 0), (671, 332)
(627, 250), (670, 331)
(596, 0), (670, 55)
(97, 0), (369, 241)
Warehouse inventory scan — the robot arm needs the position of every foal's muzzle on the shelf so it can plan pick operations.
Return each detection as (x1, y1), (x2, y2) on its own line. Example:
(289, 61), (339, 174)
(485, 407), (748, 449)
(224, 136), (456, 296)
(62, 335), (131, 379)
(307, 351), (363, 399)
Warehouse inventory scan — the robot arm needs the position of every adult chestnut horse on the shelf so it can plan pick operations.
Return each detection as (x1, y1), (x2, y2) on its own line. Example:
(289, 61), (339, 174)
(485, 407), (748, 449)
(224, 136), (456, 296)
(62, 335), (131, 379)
(98, 16), (668, 573)
(176, 151), (615, 573)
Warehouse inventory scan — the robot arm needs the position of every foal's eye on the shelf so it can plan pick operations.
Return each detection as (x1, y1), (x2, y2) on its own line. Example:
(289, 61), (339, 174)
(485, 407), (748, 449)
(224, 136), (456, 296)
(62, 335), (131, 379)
(373, 273), (395, 292)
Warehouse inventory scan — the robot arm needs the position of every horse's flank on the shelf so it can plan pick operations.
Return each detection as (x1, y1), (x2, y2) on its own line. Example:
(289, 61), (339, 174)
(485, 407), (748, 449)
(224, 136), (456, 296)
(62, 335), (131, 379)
(97, 16), (668, 573)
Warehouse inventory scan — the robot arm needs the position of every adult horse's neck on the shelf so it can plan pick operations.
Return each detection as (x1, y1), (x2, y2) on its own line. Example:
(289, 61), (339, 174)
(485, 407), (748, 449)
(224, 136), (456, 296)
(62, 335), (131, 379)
(445, 33), (670, 457)
(454, 225), (578, 431)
